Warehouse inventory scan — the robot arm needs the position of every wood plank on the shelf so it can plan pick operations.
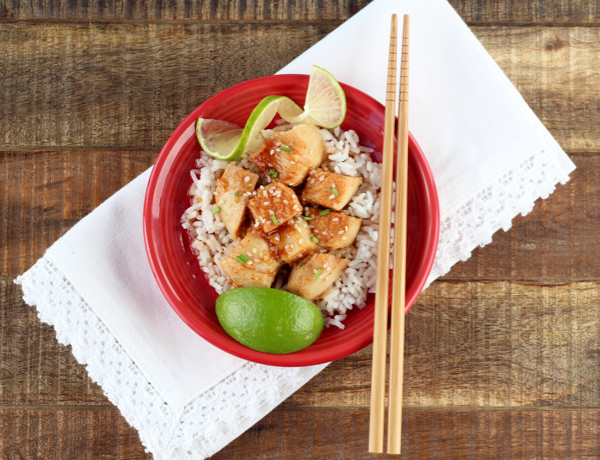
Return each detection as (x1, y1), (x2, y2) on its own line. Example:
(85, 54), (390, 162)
(0, 24), (598, 151)
(473, 26), (600, 152)
(0, 151), (156, 278)
(287, 280), (600, 408)
(0, 280), (110, 405)
(0, 0), (598, 24)
(1, 152), (596, 279)
(0, 22), (335, 150)
(1, 407), (599, 459)
(6, 278), (600, 409)
(0, 409), (151, 459)
(444, 153), (599, 279)
(213, 409), (600, 460)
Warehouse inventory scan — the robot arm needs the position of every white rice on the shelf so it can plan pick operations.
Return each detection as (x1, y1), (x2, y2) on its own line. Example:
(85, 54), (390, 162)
(182, 126), (381, 329)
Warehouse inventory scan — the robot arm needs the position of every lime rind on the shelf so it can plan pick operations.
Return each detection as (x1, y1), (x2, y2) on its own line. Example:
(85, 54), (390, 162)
(196, 66), (346, 161)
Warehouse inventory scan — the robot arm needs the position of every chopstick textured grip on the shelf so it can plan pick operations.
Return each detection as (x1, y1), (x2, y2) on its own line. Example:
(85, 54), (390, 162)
(386, 20), (398, 103)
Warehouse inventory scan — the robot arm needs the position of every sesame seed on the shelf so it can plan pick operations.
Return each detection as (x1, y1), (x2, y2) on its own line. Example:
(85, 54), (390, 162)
(313, 269), (318, 274)
(345, 226), (348, 231)
(310, 179), (316, 184)
(244, 176), (250, 182)
(284, 200), (288, 204)
(319, 176), (325, 181)
(342, 236), (347, 240)
(247, 260), (253, 265)
(299, 239), (304, 244)
(246, 252), (253, 257)
(338, 230), (344, 234)
(264, 202), (270, 205)
(333, 218), (339, 221)
(269, 209), (274, 215)
(268, 163), (273, 167)
(252, 248), (258, 253)
(290, 161), (295, 165)
(329, 195), (335, 199)
(323, 231), (328, 235)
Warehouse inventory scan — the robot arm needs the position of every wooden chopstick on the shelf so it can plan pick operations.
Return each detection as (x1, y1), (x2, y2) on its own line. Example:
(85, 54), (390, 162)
(368, 13), (398, 454)
(387, 14), (410, 455)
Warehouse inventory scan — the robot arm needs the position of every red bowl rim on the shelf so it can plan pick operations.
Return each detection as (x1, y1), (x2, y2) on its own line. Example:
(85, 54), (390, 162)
(143, 74), (440, 366)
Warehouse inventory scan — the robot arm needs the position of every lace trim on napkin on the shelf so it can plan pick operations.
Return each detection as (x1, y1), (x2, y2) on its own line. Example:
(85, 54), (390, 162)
(15, 259), (325, 460)
(426, 127), (572, 284)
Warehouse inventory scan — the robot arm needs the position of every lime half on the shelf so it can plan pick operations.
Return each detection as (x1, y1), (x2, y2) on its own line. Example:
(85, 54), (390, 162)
(216, 287), (324, 354)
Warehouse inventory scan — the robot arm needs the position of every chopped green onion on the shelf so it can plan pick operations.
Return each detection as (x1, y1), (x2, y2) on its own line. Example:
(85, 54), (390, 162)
(314, 268), (323, 281)
(298, 262), (304, 267)
(271, 215), (278, 225)
(302, 216), (314, 221)
(212, 206), (221, 214)
(234, 191), (240, 196)
(236, 254), (249, 264)
(269, 169), (278, 178)
(331, 188), (339, 197)
(311, 236), (319, 244)
(278, 145), (292, 152)
(319, 209), (330, 216)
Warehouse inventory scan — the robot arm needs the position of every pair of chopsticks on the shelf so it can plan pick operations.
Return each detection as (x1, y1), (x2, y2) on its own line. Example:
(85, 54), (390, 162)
(369, 14), (410, 455)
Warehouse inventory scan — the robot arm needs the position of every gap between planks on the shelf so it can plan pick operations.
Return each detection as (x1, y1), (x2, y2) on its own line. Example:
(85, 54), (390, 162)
(1, 19), (599, 27)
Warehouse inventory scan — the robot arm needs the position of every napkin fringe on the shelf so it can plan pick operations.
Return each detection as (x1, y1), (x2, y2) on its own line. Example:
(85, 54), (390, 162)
(15, 259), (325, 460)
(426, 136), (572, 285)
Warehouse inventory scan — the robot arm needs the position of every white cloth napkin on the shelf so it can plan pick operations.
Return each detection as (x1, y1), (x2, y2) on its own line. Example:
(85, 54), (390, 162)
(15, 0), (575, 458)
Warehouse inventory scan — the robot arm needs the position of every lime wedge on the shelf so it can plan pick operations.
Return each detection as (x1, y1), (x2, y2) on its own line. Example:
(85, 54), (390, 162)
(197, 95), (303, 161)
(196, 119), (243, 161)
(196, 66), (346, 161)
(282, 65), (347, 129)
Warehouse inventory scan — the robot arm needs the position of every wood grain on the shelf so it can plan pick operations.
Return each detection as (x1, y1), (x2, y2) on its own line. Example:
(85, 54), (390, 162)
(0, 151), (156, 278)
(0, 409), (151, 459)
(288, 280), (600, 409)
(1, 407), (599, 459)
(1, 152), (596, 279)
(0, 25), (598, 151)
(212, 409), (600, 460)
(0, 0), (598, 24)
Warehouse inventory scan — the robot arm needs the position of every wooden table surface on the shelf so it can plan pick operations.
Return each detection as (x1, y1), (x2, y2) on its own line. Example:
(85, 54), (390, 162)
(2, 0), (599, 458)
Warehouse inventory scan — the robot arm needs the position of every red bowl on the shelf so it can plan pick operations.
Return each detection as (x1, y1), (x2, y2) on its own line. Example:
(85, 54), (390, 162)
(144, 74), (439, 367)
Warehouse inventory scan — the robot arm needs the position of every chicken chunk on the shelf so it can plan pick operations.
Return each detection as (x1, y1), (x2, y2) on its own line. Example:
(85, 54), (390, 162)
(301, 169), (362, 211)
(265, 216), (320, 264)
(306, 208), (362, 249)
(220, 231), (281, 288)
(250, 124), (324, 186)
(214, 164), (259, 239)
(248, 182), (303, 233)
(286, 253), (350, 301)
(275, 124), (324, 169)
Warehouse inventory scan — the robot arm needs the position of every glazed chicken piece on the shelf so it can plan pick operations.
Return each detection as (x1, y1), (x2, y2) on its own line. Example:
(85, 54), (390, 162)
(301, 169), (362, 211)
(250, 124), (325, 186)
(265, 216), (320, 264)
(248, 182), (303, 234)
(306, 208), (362, 249)
(286, 253), (349, 301)
(220, 231), (281, 288)
(214, 164), (259, 240)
